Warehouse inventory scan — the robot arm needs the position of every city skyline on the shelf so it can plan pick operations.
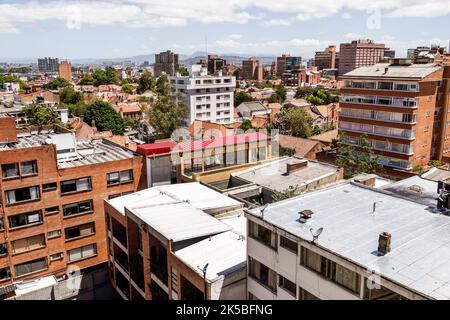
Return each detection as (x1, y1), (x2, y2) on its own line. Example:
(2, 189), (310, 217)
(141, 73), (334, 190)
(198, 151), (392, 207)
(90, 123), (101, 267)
(0, 0), (450, 60)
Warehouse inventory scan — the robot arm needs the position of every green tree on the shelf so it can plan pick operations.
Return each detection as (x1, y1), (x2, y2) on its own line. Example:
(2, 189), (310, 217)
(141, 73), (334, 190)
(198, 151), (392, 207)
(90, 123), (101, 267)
(68, 101), (88, 118)
(23, 104), (60, 133)
(88, 67), (119, 86)
(59, 86), (84, 105)
(43, 77), (70, 90)
(336, 134), (381, 178)
(78, 74), (95, 85)
(121, 83), (133, 94)
(137, 71), (155, 94)
(277, 108), (314, 138)
(147, 91), (188, 139)
(239, 119), (255, 131)
(83, 100), (126, 135)
(268, 85), (287, 103)
(307, 89), (326, 106)
(234, 91), (254, 107)
(178, 67), (189, 76)
(294, 87), (315, 99)
(155, 74), (169, 96)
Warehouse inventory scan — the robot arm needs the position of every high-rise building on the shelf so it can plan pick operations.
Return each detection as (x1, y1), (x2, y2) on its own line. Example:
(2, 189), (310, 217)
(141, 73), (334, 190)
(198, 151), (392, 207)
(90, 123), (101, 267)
(339, 59), (450, 170)
(154, 50), (179, 77)
(169, 65), (235, 125)
(207, 54), (226, 75)
(0, 121), (143, 286)
(38, 57), (59, 73)
(276, 54), (302, 76)
(242, 57), (263, 81)
(314, 45), (337, 70)
(407, 45), (448, 63)
(338, 39), (386, 76)
(58, 60), (72, 81)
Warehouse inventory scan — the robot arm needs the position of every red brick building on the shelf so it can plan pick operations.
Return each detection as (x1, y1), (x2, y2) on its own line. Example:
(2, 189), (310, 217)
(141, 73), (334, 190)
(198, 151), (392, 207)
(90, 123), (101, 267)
(338, 39), (386, 76)
(339, 59), (450, 170)
(0, 122), (143, 286)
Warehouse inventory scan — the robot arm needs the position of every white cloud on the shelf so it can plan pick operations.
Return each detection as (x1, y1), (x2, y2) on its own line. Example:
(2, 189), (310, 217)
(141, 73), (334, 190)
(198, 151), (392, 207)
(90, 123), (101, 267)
(341, 12), (352, 19)
(344, 32), (364, 39)
(228, 34), (243, 40)
(0, 0), (450, 33)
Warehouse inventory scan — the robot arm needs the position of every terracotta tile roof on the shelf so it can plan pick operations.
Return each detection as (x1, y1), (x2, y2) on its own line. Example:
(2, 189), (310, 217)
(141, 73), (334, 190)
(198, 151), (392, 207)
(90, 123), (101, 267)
(277, 134), (325, 158)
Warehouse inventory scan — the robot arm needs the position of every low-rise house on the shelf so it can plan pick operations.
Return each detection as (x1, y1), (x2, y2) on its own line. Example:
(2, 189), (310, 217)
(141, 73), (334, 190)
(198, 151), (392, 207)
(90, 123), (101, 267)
(277, 134), (326, 159)
(236, 101), (271, 119)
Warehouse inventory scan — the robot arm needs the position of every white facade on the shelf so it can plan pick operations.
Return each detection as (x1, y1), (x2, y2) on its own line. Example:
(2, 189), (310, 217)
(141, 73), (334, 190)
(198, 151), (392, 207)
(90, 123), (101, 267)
(169, 65), (235, 125)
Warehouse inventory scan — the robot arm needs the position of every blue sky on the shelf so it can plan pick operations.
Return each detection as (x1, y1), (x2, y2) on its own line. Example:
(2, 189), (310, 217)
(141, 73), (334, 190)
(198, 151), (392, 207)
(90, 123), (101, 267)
(0, 0), (450, 59)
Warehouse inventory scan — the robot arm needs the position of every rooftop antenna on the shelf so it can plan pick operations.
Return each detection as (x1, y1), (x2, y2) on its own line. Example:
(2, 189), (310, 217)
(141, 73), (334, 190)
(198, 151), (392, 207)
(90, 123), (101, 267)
(259, 204), (269, 218)
(372, 201), (383, 214)
(310, 227), (323, 244)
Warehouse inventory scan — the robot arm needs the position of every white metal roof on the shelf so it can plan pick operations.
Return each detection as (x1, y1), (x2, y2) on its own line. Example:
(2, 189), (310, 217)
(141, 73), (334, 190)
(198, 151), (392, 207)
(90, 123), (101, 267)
(234, 157), (339, 192)
(175, 230), (246, 282)
(247, 182), (450, 299)
(343, 63), (441, 79)
(131, 202), (231, 242)
(107, 182), (242, 215)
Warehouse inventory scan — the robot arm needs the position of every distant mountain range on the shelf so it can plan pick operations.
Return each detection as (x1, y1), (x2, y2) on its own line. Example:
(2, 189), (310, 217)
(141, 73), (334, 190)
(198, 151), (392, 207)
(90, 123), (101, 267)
(0, 51), (277, 66)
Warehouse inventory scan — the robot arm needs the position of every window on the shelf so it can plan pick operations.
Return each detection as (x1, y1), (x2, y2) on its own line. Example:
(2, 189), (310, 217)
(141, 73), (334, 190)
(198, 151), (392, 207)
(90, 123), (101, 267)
(67, 243), (97, 262)
(14, 257), (48, 277)
(299, 287), (319, 300)
(65, 222), (95, 240)
(107, 170), (133, 186)
(44, 206), (59, 216)
(248, 256), (277, 292)
(279, 275), (296, 297)
(42, 182), (57, 191)
(171, 267), (178, 294)
(47, 230), (61, 239)
(11, 234), (46, 254)
(248, 220), (277, 249)
(60, 177), (92, 194)
(280, 236), (297, 253)
(5, 186), (40, 204)
(50, 252), (64, 261)
(8, 210), (42, 229)
(63, 200), (93, 217)
(0, 243), (7, 256)
(20, 160), (38, 176)
(0, 267), (11, 281)
(2, 163), (19, 179)
(300, 247), (361, 294)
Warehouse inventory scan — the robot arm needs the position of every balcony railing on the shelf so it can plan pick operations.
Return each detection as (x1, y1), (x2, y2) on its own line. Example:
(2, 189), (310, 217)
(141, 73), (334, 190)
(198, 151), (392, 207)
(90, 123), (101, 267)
(340, 122), (416, 140)
(340, 95), (418, 108)
(343, 81), (419, 92)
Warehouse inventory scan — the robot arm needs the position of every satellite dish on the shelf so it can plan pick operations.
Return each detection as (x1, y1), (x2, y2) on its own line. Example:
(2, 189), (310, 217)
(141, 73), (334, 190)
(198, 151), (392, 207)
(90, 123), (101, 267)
(310, 227), (323, 243)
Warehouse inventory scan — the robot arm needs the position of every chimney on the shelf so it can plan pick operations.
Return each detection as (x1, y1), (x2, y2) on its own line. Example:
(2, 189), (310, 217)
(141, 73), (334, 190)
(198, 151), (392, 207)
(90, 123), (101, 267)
(378, 232), (392, 254)
(299, 209), (314, 223)
(353, 174), (377, 188)
(286, 160), (308, 175)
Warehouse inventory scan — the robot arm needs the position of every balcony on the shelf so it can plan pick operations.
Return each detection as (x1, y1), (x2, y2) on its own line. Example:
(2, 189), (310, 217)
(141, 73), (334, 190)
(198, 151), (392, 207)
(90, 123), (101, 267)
(340, 109), (416, 125)
(343, 81), (419, 92)
(340, 95), (418, 109)
(340, 121), (416, 140)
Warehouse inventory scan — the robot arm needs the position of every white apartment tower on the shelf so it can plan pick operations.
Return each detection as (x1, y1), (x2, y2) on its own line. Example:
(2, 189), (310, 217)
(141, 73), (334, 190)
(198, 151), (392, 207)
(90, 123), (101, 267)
(169, 65), (236, 125)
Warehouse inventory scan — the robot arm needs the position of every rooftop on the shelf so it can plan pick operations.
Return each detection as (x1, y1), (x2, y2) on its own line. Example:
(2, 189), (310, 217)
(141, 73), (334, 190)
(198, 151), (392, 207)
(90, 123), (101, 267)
(422, 167), (450, 182)
(0, 131), (137, 169)
(381, 175), (438, 207)
(174, 219), (246, 281)
(247, 182), (450, 299)
(107, 182), (242, 216)
(233, 156), (340, 193)
(343, 63), (441, 79)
